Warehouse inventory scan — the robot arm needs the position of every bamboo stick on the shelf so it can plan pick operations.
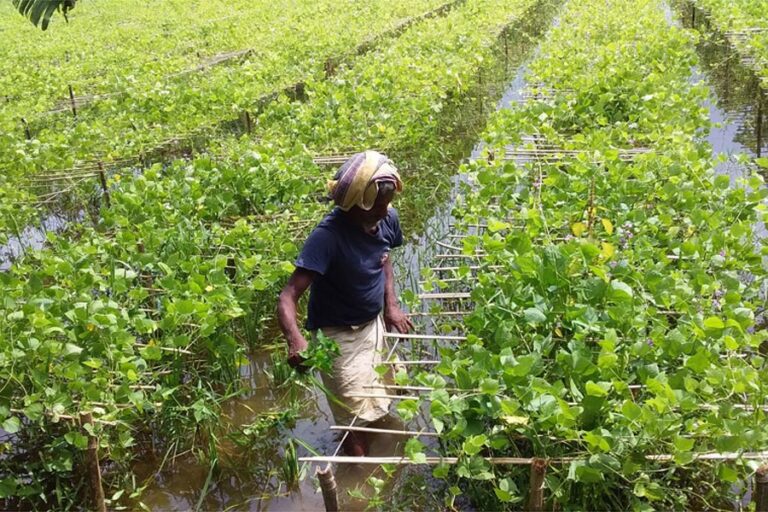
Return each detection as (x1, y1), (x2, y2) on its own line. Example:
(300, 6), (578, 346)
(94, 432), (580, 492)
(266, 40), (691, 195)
(407, 311), (471, 317)
(419, 277), (467, 285)
(383, 333), (467, 341)
(417, 292), (471, 300)
(365, 384), (462, 392)
(345, 393), (768, 411)
(428, 265), (502, 271)
(527, 458), (547, 511)
(316, 464), (339, 512)
(378, 360), (441, 365)
(299, 455), (547, 465)
(69, 84), (77, 118)
(329, 425), (439, 437)
(755, 465), (768, 512)
(346, 392), (419, 400)
(9, 408), (117, 426)
(299, 451), (768, 465)
(98, 162), (111, 209)
(135, 344), (193, 355)
(81, 413), (106, 512)
(433, 254), (483, 259)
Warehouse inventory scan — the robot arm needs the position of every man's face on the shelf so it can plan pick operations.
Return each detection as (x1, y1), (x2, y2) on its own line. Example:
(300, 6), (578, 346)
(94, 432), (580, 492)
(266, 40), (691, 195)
(349, 188), (396, 228)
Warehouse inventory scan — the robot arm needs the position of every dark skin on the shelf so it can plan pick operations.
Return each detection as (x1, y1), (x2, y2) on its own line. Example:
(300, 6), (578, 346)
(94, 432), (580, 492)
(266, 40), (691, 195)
(277, 188), (413, 368)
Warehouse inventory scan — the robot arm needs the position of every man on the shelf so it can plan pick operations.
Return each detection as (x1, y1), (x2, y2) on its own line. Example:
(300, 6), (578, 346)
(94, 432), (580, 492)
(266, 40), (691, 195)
(277, 150), (413, 456)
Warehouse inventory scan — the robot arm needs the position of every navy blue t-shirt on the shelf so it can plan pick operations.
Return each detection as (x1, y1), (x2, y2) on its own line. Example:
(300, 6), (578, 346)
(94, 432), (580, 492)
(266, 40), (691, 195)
(295, 207), (403, 330)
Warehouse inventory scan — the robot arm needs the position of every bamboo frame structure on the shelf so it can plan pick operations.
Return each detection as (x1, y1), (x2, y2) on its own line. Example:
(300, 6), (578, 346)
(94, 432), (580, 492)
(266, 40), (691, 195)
(417, 292), (471, 300)
(503, 147), (651, 163)
(383, 332), (467, 341)
(299, 451), (768, 465)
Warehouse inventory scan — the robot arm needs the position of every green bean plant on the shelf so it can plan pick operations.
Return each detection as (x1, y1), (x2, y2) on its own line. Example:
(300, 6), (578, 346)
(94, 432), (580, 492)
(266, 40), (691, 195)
(406, 0), (768, 509)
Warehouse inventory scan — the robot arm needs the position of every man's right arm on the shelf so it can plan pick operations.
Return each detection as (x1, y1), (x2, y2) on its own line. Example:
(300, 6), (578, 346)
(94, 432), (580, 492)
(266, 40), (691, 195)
(277, 268), (317, 368)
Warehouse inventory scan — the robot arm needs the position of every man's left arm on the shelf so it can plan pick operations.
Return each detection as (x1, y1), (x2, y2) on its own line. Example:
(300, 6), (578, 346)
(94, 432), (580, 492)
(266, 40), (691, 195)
(383, 254), (414, 333)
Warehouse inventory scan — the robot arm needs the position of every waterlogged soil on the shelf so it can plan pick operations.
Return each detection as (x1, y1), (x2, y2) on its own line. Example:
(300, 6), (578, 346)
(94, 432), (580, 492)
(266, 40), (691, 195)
(134, 1), (564, 510)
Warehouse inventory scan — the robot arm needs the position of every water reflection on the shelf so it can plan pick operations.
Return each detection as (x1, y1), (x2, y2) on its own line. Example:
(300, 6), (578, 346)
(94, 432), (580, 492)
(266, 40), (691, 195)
(677, 1), (768, 163)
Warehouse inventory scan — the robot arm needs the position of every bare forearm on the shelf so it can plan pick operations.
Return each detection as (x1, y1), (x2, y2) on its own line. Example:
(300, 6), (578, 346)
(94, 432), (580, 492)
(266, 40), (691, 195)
(383, 256), (398, 310)
(382, 255), (414, 333)
(277, 293), (305, 351)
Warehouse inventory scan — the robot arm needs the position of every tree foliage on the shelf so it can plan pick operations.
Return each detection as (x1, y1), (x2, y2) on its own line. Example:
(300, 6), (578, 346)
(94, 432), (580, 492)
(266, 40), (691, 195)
(12, 0), (76, 30)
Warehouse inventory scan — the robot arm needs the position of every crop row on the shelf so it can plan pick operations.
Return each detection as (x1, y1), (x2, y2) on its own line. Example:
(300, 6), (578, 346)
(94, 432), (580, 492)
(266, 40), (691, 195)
(407, 0), (768, 509)
(692, 0), (768, 87)
(0, 0), (539, 507)
(0, 0), (446, 128)
(0, 0), (449, 235)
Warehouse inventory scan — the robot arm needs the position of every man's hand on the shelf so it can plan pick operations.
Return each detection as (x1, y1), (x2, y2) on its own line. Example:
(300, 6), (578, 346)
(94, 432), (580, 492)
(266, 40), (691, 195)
(384, 306), (414, 333)
(287, 336), (309, 371)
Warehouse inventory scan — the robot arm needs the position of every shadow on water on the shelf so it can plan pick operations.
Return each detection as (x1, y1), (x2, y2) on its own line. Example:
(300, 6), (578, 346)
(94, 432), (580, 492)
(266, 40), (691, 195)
(134, 0), (563, 510)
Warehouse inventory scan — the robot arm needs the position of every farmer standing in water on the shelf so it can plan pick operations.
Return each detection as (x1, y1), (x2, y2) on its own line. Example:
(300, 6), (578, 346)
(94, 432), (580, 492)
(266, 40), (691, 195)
(277, 150), (413, 456)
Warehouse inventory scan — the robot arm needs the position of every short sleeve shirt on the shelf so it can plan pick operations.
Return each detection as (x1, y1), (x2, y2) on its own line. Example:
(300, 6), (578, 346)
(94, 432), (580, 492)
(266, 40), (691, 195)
(295, 207), (403, 330)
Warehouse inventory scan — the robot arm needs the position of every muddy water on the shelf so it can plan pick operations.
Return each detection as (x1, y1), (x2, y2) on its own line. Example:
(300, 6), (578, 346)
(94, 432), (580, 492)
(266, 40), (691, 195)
(134, 1), (563, 510)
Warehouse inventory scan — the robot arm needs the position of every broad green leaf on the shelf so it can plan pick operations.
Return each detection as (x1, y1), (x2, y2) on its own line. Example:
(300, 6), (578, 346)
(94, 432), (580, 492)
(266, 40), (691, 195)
(703, 316), (725, 330)
(2, 417), (21, 434)
(609, 281), (633, 301)
(404, 438), (426, 464)
(685, 349), (711, 373)
(462, 434), (487, 456)
(621, 400), (642, 421)
(523, 307), (547, 324)
(673, 436), (694, 452)
(585, 381), (610, 397)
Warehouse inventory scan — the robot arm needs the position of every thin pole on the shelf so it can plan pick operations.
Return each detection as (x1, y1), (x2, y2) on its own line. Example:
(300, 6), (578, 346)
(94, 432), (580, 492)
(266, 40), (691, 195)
(755, 465), (768, 512)
(80, 413), (106, 512)
(21, 117), (31, 140)
(527, 458), (547, 511)
(383, 332), (467, 341)
(69, 85), (78, 118)
(757, 88), (763, 158)
(329, 425), (439, 437)
(316, 463), (338, 512)
(98, 162), (111, 209)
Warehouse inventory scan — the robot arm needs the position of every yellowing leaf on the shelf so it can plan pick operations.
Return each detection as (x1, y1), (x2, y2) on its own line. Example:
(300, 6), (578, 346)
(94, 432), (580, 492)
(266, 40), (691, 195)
(601, 242), (615, 259)
(571, 222), (586, 237)
(601, 218), (614, 234)
(501, 415), (529, 426)
(554, 327), (563, 337)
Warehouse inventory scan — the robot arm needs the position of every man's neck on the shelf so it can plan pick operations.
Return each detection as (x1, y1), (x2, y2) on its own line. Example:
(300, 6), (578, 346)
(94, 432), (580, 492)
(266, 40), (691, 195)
(339, 210), (379, 234)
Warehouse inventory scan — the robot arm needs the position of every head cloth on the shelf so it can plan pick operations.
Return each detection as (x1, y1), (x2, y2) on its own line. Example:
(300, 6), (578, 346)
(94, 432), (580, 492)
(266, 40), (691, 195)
(326, 150), (402, 211)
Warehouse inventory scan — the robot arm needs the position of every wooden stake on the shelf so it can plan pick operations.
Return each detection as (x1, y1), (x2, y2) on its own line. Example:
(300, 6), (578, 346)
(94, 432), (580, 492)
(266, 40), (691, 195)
(755, 465), (768, 512)
(21, 117), (31, 140)
(316, 463), (339, 512)
(69, 84), (77, 118)
(80, 413), (106, 512)
(756, 88), (763, 159)
(97, 162), (111, 209)
(527, 458), (547, 511)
